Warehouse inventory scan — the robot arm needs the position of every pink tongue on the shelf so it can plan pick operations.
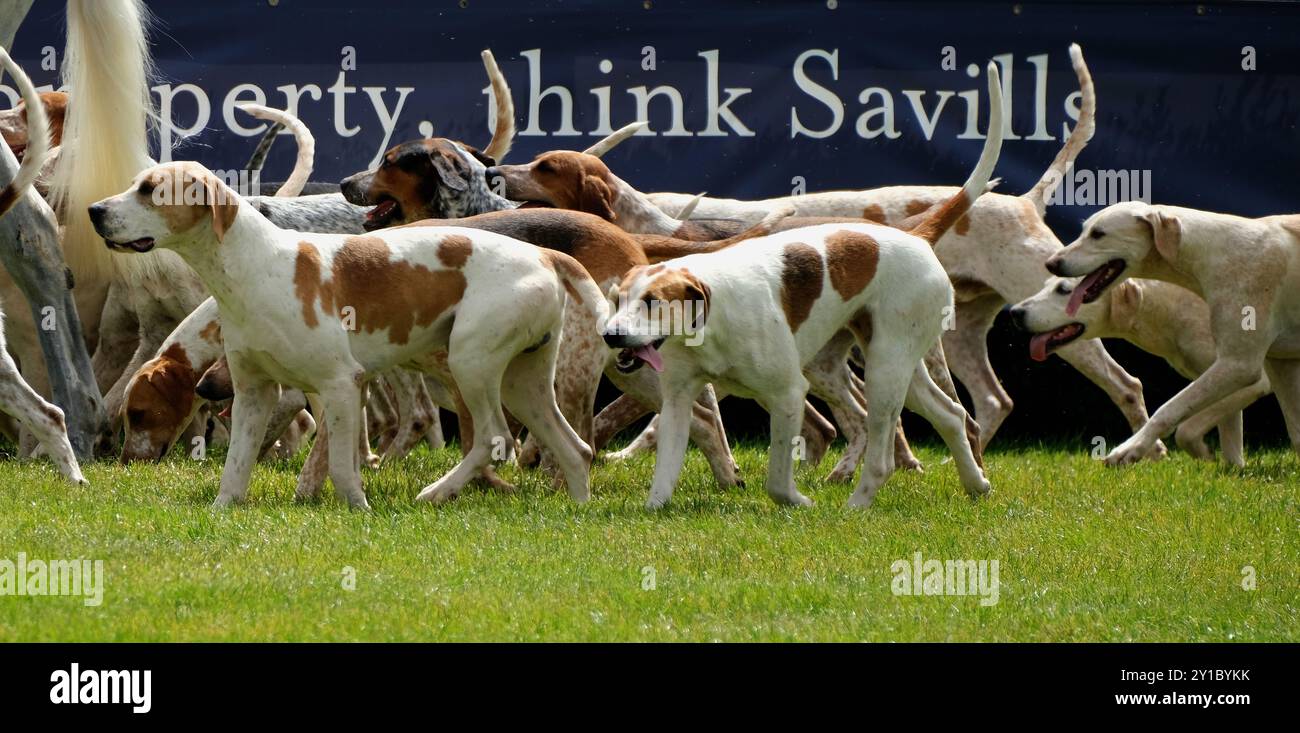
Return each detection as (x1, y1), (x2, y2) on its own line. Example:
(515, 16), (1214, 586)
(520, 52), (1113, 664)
(632, 344), (664, 372)
(367, 200), (395, 220)
(1029, 332), (1053, 362)
(1065, 268), (1106, 317)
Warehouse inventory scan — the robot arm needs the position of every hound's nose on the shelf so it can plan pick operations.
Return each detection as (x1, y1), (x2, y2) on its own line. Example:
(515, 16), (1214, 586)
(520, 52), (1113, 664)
(1008, 306), (1030, 332)
(339, 174), (369, 205)
(87, 202), (108, 228)
(1044, 257), (1067, 277)
(603, 332), (632, 348)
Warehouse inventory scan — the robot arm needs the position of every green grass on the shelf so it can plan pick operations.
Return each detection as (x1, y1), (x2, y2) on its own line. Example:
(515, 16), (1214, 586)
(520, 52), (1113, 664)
(0, 440), (1295, 642)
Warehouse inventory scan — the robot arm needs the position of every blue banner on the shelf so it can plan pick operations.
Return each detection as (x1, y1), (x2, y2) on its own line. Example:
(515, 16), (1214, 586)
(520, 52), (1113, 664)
(8, 0), (1300, 240)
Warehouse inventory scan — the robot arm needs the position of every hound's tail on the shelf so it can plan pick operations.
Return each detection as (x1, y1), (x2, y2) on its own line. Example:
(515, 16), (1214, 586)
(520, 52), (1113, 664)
(1022, 44), (1095, 215)
(480, 50), (514, 162)
(639, 204), (796, 263)
(543, 250), (610, 324)
(49, 0), (158, 282)
(243, 120), (286, 174)
(909, 62), (1004, 246)
(584, 121), (647, 157)
(0, 47), (48, 220)
(237, 103), (314, 197)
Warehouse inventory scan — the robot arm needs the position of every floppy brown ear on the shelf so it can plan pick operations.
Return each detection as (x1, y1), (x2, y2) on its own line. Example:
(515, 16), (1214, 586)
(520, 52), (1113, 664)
(684, 278), (711, 331)
(578, 174), (616, 221)
(430, 149), (469, 191)
(127, 357), (197, 425)
(1108, 280), (1143, 332)
(204, 176), (238, 242)
(1140, 209), (1181, 264)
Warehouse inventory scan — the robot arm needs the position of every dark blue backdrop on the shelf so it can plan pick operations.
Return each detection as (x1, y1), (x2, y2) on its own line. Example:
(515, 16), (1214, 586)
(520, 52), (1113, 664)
(8, 0), (1300, 444)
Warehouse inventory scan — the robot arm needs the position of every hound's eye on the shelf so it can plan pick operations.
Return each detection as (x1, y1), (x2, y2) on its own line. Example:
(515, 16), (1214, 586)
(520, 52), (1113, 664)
(137, 180), (155, 195)
(1089, 229), (1105, 239)
(1055, 281), (1072, 296)
(536, 160), (553, 174)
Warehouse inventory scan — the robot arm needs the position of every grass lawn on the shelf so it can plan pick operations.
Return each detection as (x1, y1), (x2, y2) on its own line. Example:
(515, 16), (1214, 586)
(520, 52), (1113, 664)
(0, 439), (1295, 642)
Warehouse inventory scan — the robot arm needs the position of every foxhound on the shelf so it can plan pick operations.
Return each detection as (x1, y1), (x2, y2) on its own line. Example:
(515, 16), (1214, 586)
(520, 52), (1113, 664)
(89, 161), (602, 508)
(489, 45), (1162, 458)
(119, 297), (311, 464)
(1043, 202), (1300, 466)
(1012, 277), (1271, 466)
(601, 63), (1004, 509)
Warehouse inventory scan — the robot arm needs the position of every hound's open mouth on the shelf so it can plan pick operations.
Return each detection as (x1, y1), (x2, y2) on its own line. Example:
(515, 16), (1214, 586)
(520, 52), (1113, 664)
(105, 237), (156, 253)
(1029, 323), (1084, 362)
(615, 338), (665, 373)
(1065, 259), (1126, 316)
(364, 198), (401, 230)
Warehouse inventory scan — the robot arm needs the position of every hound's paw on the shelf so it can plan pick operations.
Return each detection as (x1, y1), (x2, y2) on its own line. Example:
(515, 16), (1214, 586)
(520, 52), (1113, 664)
(65, 471), (88, 486)
(846, 489), (877, 509)
(775, 492), (814, 507)
(645, 494), (671, 510)
(824, 462), (857, 483)
(364, 453), (382, 470)
(965, 478), (992, 498)
(415, 484), (459, 504)
(1150, 439), (1169, 460)
(1104, 438), (1153, 467)
(211, 494), (238, 509)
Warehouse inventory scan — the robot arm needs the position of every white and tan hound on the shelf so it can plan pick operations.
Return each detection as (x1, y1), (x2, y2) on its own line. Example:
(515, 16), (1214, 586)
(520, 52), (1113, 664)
(90, 161), (602, 508)
(601, 63), (1004, 509)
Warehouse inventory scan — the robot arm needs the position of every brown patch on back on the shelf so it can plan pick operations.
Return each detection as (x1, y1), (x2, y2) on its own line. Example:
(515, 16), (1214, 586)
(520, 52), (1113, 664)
(954, 212), (972, 237)
(862, 204), (887, 223)
(904, 200), (930, 217)
(198, 320), (222, 344)
(779, 243), (824, 332)
(437, 234), (473, 267)
(402, 209), (646, 288)
(294, 236), (467, 344)
(824, 230), (880, 300)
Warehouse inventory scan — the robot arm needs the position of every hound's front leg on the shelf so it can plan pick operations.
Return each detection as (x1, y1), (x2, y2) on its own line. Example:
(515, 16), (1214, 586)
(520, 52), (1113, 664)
(213, 378), (280, 507)
(1106, 357), (1263, 466)
(646, 378), (703, 510)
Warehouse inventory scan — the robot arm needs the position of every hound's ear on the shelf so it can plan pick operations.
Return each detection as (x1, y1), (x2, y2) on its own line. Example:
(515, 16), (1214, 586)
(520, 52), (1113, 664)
(579, 174), (616, 221)
(430, 149), (469, 192)
(1108, 279), (1143, 332)
(195, 357), (234, 402)
(684, 277), (711, 331)
(1139, 209), (1181, 264)
(204, 176), (238, 242)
